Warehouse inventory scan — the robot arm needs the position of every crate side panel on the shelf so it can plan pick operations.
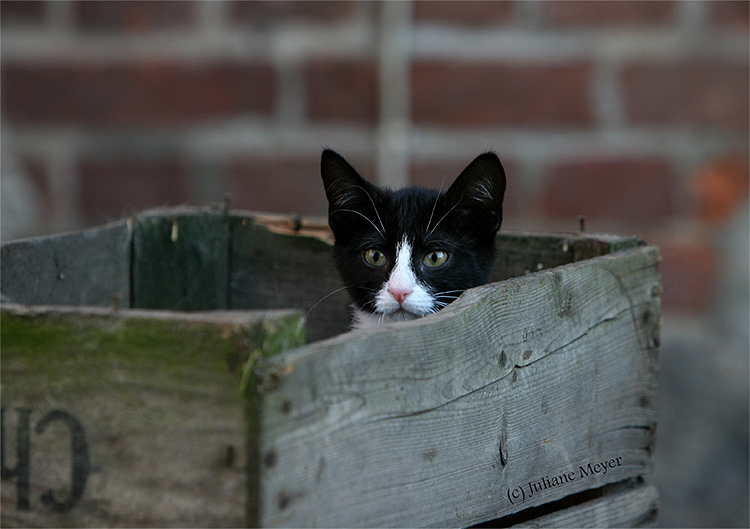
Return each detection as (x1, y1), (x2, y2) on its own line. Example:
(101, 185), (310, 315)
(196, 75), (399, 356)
(132, 214), (229, 310)
(491, 231), (643, 282)
(0, 222), (131, 307)
(493, 233), (576, 281)
(0, 307), (304, 528)
(255, 246), (660, 527)
(230, 219), (350, 342)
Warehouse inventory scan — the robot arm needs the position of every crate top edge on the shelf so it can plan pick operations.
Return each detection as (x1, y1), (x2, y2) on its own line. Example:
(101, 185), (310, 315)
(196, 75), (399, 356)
(0, 217), (133, 248)
(0, 302), (304, 327)
(1, 206), (644, 249)
(265, 243), (660, 364)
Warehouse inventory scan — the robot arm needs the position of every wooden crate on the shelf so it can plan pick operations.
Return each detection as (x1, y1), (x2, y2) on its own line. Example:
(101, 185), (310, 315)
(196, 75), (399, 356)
(1, 208), (661, 527)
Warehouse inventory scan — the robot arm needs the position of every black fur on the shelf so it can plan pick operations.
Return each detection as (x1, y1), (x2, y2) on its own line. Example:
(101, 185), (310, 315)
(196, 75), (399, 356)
(321, 149), (506, 319)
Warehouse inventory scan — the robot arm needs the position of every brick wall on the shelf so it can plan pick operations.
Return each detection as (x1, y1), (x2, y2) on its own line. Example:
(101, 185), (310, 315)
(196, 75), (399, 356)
(2, 0), (748, 314)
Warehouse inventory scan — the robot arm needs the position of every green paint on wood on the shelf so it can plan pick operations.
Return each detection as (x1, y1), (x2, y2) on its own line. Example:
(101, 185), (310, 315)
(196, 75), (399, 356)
(1, 306), (305, 527)
(2, 307), (306, 399)
(132, 213), (229, 311)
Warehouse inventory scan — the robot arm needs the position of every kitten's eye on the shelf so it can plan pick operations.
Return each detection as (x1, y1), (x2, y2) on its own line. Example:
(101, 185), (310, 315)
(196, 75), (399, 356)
(424, 250), (449, 268)
(363, 248), (387, 267)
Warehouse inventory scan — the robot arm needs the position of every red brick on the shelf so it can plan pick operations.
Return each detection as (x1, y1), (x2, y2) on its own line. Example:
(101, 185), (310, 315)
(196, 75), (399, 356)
(75, 1), (198, 32)
(2, 61), (275, 127)
(414, 1), (514, 26)
(693, 154), (750, 226)
(412, 61), (593, 127)
(541, 158), (676, 224)
(228, 157), (330, 216)
(1, 1), (45, 26)
(306, 60), (379, 124)
(543, 1), (676, 27)
(410, 158), (520, 219)
(231, 1), (358, 27)
(623, 60), (749, 132)
(707, 0), (749, 30)
(79, 159), (191, 222)
(658, 242), (718, 313)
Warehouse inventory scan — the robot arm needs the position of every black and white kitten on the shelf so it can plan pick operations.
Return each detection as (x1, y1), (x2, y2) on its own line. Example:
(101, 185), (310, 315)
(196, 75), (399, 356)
(321, 149), (506, 329)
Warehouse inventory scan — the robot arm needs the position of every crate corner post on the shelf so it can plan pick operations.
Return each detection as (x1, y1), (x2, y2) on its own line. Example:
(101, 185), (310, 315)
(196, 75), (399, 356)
(242, 310), (307, 528)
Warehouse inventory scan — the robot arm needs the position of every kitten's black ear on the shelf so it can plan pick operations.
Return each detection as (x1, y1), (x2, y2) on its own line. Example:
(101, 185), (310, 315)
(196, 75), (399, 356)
(321, 149), (382, 238)
(321, 149), (372, 211)
(444, 152), (506, 232)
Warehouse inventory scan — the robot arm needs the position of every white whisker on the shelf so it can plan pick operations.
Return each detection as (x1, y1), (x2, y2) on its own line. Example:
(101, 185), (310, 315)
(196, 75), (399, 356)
(433, 289), (465, 296)
(426, 199), (462, 238)
(424, 174), (447, 237)
(330, 208), (384, 238)
(307, 286), (349, 314)
(351, 185), (387, 236)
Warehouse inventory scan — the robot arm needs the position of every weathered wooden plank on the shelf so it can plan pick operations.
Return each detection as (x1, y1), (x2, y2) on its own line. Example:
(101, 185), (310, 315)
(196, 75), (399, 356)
(251, 245), (660, 527)
(229, 217), (351, 342)
(509, 483), (659, 528)
(491, 231), (643, 282)
(0, 221), (131, 307)
(132, 211), (229, 310)
(0, 304), (305, 528)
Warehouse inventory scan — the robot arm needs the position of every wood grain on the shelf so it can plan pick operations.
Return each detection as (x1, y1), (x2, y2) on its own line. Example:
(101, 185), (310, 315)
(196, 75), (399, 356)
(0, 209), (660, 527)
(0, 221), (131, 307)
(252, 246), (660, 527)
(491, 230), (643, 282)
(511, 484), (659, 528)
(1, 305), (305, 528)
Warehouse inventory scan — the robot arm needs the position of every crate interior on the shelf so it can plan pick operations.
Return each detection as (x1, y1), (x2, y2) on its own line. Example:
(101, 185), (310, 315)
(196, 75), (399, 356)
(0, 208), (643, 342)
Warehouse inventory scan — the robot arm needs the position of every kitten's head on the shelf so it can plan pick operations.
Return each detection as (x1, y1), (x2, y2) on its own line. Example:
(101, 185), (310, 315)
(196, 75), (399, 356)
(321, 149), (506, 327)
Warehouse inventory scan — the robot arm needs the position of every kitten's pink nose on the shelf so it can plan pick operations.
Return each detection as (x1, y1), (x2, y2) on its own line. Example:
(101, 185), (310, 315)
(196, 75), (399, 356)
(389, 287), (411, 305)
